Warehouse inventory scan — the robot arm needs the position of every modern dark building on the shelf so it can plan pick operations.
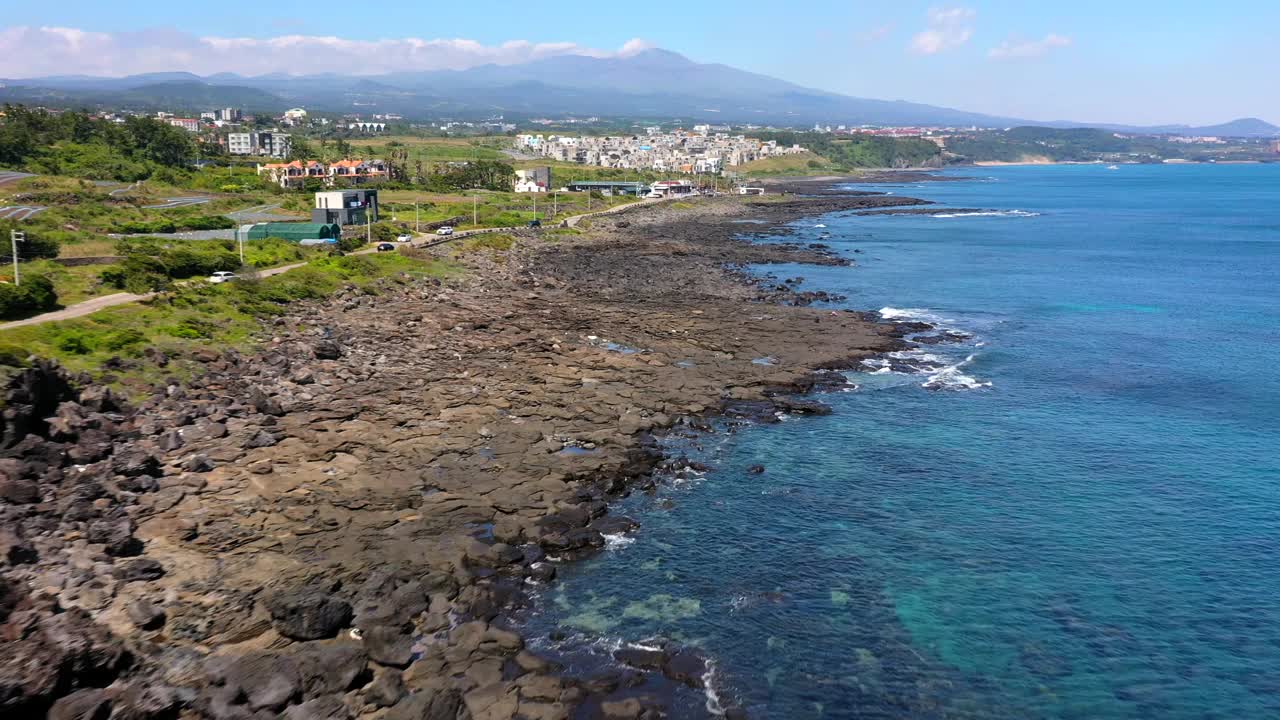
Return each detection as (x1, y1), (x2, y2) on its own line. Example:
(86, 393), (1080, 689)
(311, 189), (379, 225)
(563, 181), (649, 196)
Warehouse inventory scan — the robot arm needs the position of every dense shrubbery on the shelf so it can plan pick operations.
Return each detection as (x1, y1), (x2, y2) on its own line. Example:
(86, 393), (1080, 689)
(0, 275), (58, 318)
(752, 131), (943, 169)
(0, 223), (62, 260)
(101, 238), (241, 292)
(113, 215), (235, 234)
(0, 105), (196, 181)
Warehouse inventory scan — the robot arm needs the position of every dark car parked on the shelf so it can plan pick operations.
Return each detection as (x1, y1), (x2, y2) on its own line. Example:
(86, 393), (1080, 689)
(376, 242), (396, 252)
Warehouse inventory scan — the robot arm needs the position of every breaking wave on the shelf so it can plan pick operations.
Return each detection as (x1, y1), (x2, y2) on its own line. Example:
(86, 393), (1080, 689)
(922, 353), (992, 391)
(931, 209), (1040, 219)
(872, 308), (993, 390)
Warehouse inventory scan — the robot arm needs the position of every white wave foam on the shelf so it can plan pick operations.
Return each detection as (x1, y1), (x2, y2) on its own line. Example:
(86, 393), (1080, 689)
(879, 306), (936, 321)
(931, 210), (1040, 219)
(922, 353), (992, 391)
(703, 660), (727, 716)
(888, 350), (944, 363)
(603, 533), (635, 550)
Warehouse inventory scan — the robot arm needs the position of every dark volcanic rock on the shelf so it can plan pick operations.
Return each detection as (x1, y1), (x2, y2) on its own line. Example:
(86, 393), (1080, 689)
(365, 668), (406, 707)
(292, 641), (369, 698)
(383, 688), (463, 720)
(108, 683), (184, 720)
(281, 694), (350, 720)
(312, 340), (343, 360)
(86, 518), (140, 557)
(0, 609), (131, 714)
(48, 687), (112, 720)
(206, 651), (300, 713)
(0, 527), (37, 565)
(0, 474), (40, 504)
(613, 647), (667, 672)
(242, 430), (279, 449)
(126, 599), (166, 630)
(116, 558), (165, 582)
(267, 592), (353, 641)
(663, 647), (707, 688)
(362, 625), (414, 668)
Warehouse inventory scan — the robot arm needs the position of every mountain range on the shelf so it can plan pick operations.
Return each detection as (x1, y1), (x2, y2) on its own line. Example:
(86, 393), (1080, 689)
(3, 49), (1277, 137)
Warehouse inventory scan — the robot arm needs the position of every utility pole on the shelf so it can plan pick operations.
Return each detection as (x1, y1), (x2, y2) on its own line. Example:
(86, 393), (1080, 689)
(235, 225), (244, 265)
(415, 201), (419, 233)
(553, 191), (558, 218)
(472, 195), (478, 226)
(10, 230), (24, 286)
(533, 193), (537, 221)
(366, 209), (371, 246)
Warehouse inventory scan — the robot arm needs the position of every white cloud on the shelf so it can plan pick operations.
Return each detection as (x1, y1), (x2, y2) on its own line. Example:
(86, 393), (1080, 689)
(0, 26), (655, 77)
(910, 7), (976, 55)
(988, 33), (1072, 60)
(618, 38), (656, 56)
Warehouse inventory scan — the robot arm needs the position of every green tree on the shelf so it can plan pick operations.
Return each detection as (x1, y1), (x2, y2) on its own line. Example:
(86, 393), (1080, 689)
(290, 137), (316, 160)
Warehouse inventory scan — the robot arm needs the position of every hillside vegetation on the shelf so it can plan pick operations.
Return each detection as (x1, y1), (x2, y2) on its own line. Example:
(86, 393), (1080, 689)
(753, 131), (944, 169)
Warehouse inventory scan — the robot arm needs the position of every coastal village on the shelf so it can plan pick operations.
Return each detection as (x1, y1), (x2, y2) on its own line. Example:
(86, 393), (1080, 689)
(1, 12), (1280, 718)
(514, 127), (808, 173)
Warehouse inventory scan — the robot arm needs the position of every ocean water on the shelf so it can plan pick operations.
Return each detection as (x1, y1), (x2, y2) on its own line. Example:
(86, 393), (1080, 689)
(524, 165), (1280, 719)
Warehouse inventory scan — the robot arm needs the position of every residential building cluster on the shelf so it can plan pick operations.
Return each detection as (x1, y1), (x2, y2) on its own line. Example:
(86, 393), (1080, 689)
(513, 167), (552, 193)
(1166, 135), (1227, 144)
(256, 158), (388, 188)
(515, 129), (806, 174)
(436, 118), (517, 133)
(228, 131), (292, 158)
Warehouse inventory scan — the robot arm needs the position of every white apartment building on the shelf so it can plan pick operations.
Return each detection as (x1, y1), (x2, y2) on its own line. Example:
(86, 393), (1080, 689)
(227, 131), (292, 158)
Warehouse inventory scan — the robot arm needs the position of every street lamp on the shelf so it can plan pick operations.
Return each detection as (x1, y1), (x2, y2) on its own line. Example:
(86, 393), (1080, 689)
(9, 230), (24, 286)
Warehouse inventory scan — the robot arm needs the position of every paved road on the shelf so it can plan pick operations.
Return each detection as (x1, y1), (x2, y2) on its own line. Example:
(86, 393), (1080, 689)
(0, 259), (315, 331)
(0, 205), (48, 221)
(143, 196), (211, 209)
(0, 171), (35, 186)
(108, 182), (142, 197)
(226, 203), (294, 223)
(0, 292), (146, 330)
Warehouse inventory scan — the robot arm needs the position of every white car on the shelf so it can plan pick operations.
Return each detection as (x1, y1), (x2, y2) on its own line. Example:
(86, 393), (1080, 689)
(436, 226), (454, 236)
(396, 233), (413, 242)
(208, 271), (239, 284)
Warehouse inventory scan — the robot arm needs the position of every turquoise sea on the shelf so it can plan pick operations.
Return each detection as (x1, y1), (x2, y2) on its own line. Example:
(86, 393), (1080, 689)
(526, 165), (1280, 718)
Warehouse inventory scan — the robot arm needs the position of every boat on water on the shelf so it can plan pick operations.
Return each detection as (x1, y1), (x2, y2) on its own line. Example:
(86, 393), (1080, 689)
(1106, 165), (1120, 170)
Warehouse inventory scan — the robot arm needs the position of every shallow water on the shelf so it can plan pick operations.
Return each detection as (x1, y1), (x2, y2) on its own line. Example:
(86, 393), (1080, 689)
(524, 165), (1280, 719)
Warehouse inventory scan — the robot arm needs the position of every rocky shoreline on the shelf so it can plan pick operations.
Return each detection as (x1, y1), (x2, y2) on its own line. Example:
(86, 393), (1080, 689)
(1, 188), (926, 719)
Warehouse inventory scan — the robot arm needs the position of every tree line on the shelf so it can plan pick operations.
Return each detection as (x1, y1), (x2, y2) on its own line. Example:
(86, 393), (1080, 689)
(753, 131), (944, 169)
(0, 105), (200, 181)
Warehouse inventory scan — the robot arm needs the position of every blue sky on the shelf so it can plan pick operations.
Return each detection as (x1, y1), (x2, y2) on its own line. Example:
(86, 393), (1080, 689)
(2, 0), (1276, 125)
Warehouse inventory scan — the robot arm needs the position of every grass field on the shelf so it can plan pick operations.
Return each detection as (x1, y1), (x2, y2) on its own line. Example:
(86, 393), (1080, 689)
(377, 188), (641, 230)
(0, 252), (455, 392)
(346, 136), (508, 164)
(732, 151), (833, 176)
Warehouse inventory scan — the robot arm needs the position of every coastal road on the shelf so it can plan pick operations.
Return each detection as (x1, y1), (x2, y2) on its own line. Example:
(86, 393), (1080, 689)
(0, 205), (48, 221)
(143, 196), (211, 209)
(0, 259), (315, 331)
(107, 182), (142, 197)
(0, 171), (35, 186)
(0, 195), (674, 330)
(226, 203), (295, 223)
(0, 292), (147, 330)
